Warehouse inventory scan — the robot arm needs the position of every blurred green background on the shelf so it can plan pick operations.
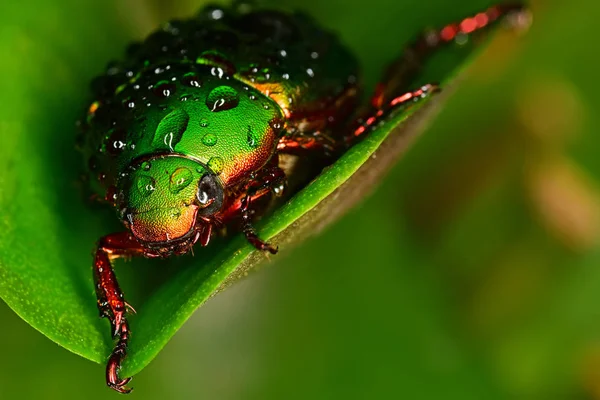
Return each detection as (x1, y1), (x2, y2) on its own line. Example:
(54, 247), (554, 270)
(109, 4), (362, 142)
(2, 0), (600, 399)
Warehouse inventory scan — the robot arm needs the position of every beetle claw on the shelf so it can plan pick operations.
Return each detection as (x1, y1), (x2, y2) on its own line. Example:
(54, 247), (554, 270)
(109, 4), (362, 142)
(106, 318), (132, 394)
(107, 352), (133, 394)
(125, 301), (137, 314)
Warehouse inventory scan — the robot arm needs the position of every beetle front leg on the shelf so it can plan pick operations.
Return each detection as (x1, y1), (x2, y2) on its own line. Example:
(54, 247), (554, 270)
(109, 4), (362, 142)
(93, 232), (145, 394)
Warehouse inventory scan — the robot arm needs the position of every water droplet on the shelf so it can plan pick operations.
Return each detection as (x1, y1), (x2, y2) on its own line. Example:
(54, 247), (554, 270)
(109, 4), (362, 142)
(196, 51), (236, 75)
(106, 129), (127, 156)
(153, 109), (189, 150)
(306, 68), (315, 78)
(310, 51), (319, 59)
(279, 49), (287, 57)
(200, 118), (209, 127)
(141, 161), (151, 171)
(182, 72), (201, 88)
(270, 119), (283, 130)
(202, 133), (217, 146)
(208, 157), (224, 174)
(247, 126), (260, 149)
(210, 67), (225, 79)
(169, 167), (193, 193)
(210, 8), (224, 20)
(282, 73), (290, 80)
(206, 86), (239, 112)
(273, 182), (285, 196)
(153, 81), (176, 98)
(136, 175), (156, 197)
(122, 98), (135, 109)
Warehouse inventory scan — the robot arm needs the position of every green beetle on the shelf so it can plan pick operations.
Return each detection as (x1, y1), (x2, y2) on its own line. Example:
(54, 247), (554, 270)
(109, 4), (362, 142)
(78, 2), (527, 393)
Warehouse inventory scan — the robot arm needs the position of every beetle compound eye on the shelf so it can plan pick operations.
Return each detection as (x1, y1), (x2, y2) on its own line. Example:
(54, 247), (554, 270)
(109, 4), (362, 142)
(196, 173), (224, 216)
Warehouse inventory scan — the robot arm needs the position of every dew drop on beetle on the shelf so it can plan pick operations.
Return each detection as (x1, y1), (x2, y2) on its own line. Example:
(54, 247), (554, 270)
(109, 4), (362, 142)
(205, 85), (239, 112)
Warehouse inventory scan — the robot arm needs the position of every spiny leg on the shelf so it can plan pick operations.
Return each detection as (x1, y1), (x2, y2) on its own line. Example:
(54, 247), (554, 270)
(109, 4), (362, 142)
(94, 231), (145, 394)
(239, 166), (287, 254)
(372, 4), (527, 109)
(351, 4), (529, 143)
(351, 84), (439, 140)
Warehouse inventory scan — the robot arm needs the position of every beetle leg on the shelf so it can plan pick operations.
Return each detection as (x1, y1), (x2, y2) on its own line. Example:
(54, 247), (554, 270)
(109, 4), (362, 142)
(347, 4), (529, 144)
(93, 232), (145, 394)
(350, 83), (440, 141)
(239, 166), (287, 253)
(371, 4), (528, 110)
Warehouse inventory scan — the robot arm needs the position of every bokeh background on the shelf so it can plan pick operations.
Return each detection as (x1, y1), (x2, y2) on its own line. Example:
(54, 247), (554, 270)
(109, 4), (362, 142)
(2, 0), (599, 399)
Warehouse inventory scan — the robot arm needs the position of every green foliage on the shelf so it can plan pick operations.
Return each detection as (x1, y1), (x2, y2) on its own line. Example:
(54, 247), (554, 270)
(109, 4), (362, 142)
(0, 0), (507, 376)
(7, 2), (599, 400)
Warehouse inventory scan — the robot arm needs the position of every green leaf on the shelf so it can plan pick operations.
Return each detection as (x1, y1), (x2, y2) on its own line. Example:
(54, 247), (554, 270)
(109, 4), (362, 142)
(0, 0), (525, 378)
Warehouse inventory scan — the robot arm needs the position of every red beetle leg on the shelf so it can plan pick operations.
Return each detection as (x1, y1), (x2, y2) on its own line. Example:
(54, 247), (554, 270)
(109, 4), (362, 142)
(372, 4), (527, 110)
(352, 4), (528, 143)
(350, 84), (439, 142)
(93, 232), (146, 394)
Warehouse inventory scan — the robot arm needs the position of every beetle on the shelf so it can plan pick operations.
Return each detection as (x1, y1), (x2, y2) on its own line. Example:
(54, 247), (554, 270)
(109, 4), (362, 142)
(78, 2), (527, 393)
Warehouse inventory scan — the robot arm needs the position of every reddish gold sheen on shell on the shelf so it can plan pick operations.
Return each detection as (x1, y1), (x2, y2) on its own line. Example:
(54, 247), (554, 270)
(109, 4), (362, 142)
(129, 205), (199, 243)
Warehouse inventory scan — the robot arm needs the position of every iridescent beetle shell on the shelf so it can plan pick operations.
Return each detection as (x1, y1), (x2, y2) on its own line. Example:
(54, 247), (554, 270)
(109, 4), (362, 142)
(79, 7), (360, 247)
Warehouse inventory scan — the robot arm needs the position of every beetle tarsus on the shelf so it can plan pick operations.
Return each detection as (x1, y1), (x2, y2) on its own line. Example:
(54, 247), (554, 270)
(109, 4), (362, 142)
(240, 194), (279, 254)
(106, 321), (133, 394)
(104, 304), (133, 394)
(244, 228), (279, 254)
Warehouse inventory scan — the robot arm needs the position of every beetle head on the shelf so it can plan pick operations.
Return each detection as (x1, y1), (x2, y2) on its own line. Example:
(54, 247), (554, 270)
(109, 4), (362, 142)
(118, 155), (223, 244)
